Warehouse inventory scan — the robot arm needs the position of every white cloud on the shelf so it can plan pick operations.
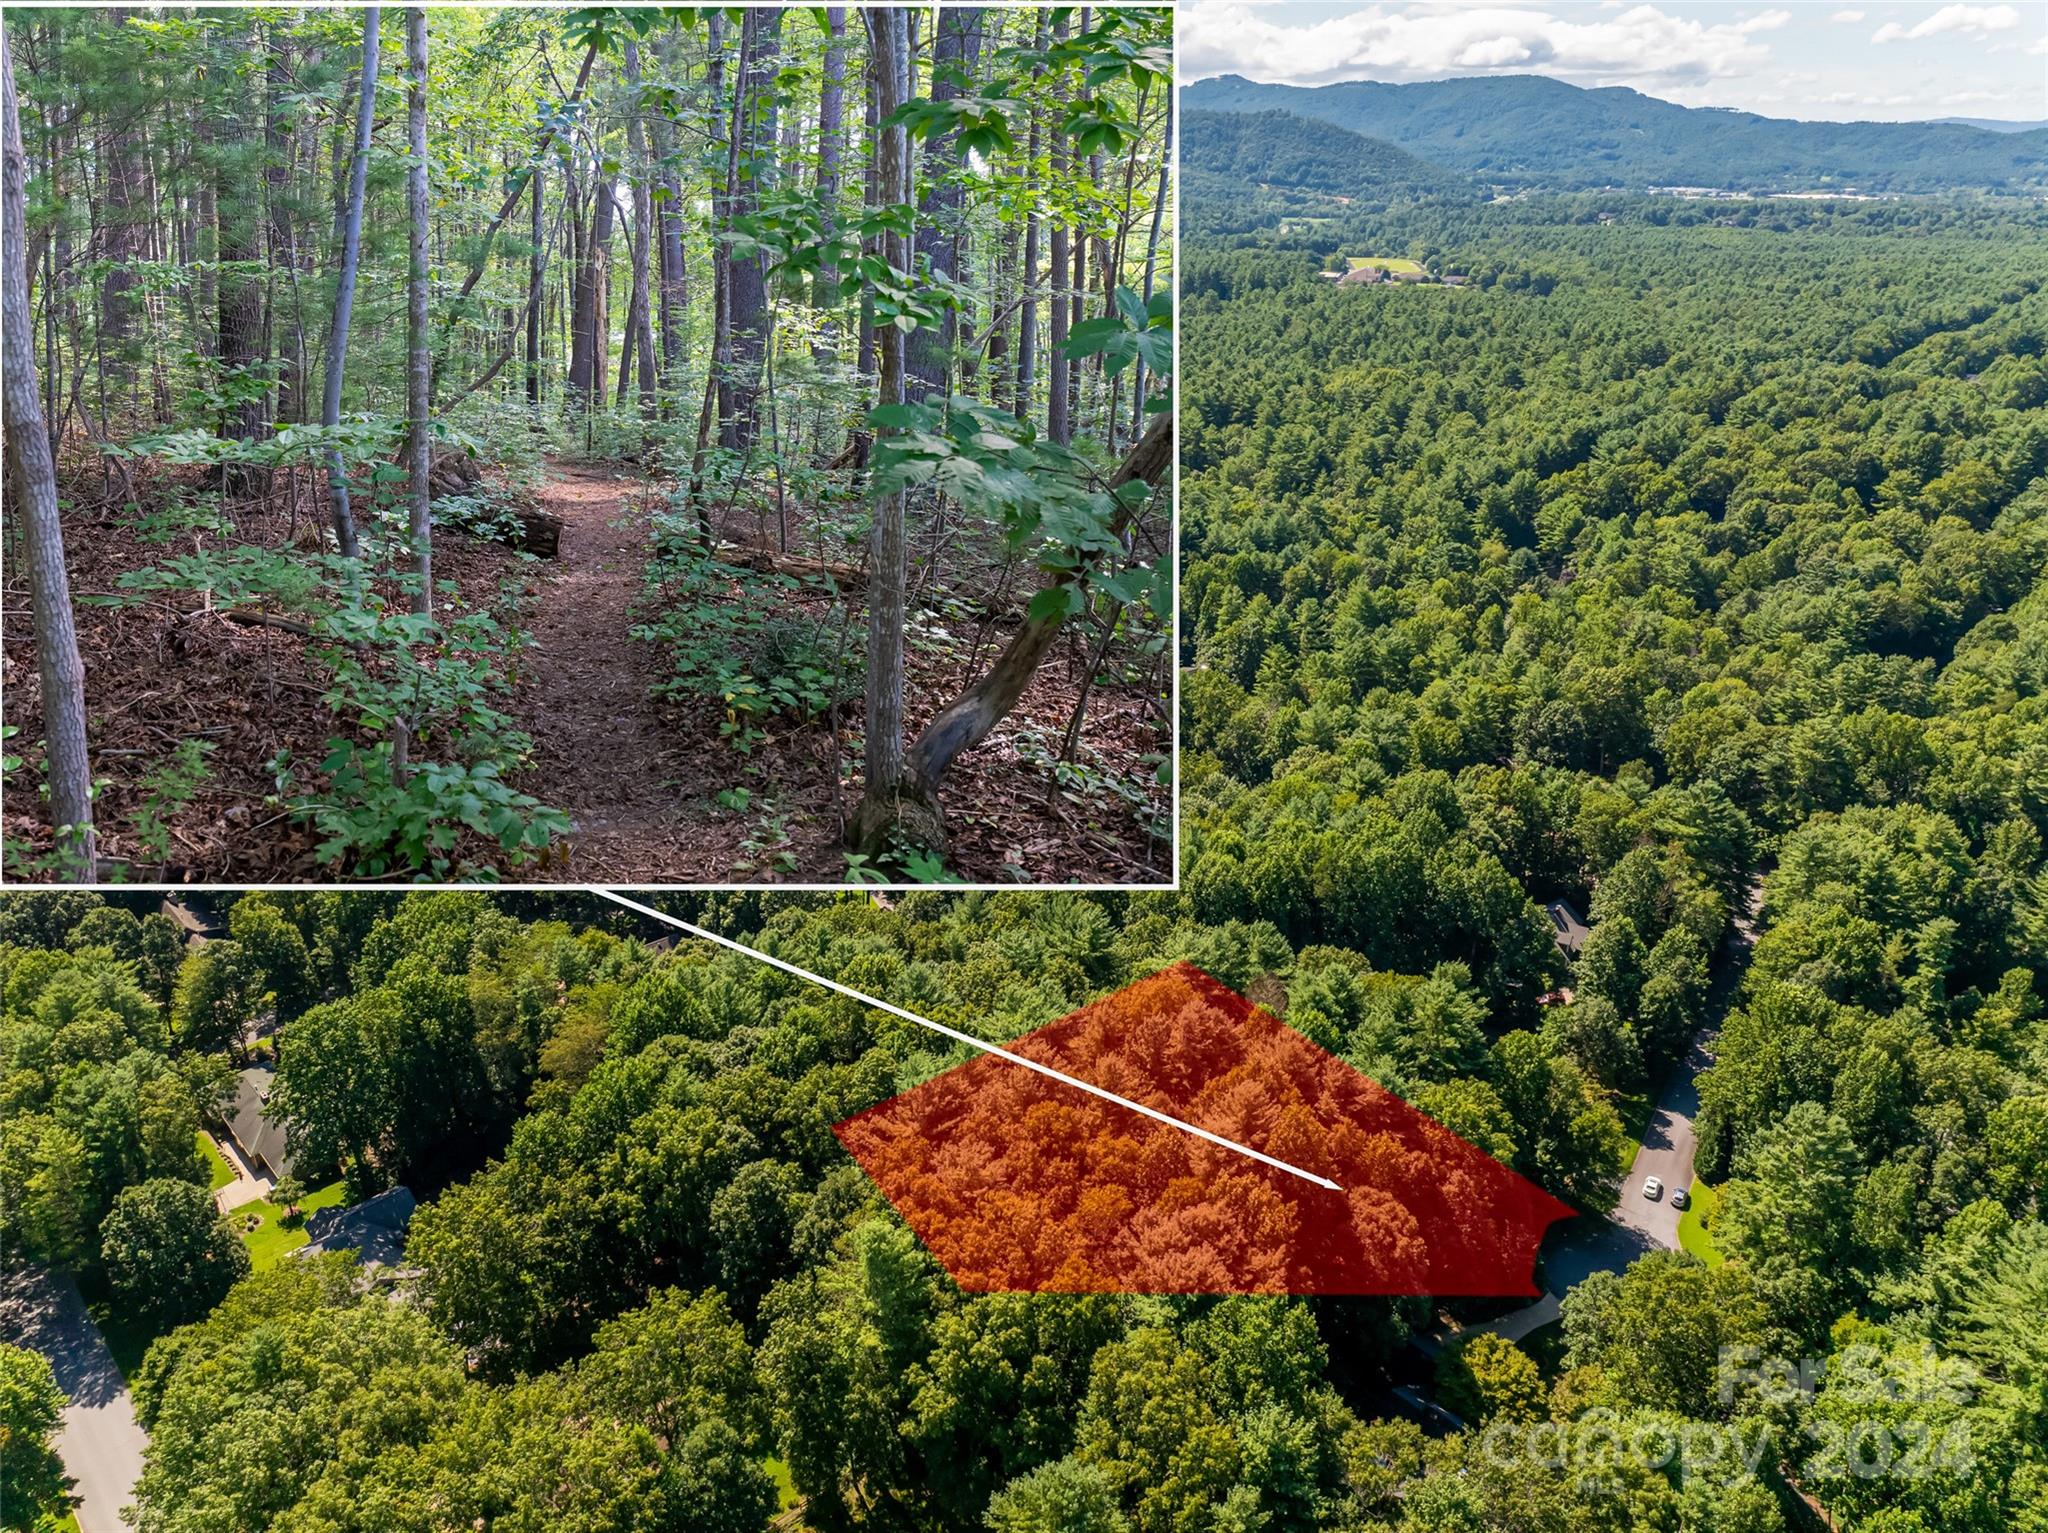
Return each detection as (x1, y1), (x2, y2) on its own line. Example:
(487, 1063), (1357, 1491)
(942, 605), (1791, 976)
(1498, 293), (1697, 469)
(1828, 8), (1866, 21)
(1871, 5), (2022, 44)
(1181, 3), (1783, 89)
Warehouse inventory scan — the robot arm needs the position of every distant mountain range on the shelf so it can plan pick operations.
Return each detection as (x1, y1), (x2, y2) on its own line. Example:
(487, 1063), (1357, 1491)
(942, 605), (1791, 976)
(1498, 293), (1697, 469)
(1185, 74), (2048, 193)
(1934, 117), (2048, 134)
(1182, 109), (1468, 205)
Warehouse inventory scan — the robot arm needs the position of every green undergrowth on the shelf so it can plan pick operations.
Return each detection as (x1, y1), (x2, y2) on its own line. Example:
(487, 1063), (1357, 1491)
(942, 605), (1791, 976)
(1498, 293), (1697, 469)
(632, 507), (863, 758)
(97, 421), (571, 878)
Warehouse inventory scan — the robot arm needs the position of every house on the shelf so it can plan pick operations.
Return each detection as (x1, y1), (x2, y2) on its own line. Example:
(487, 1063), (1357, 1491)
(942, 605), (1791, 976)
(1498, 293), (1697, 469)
(1338, 265), (1385, 285)
(224, 1064), (295, 1179)
(1544, 899), (1591, 957)
(296, 1186), (417, 1270)
(161, 896), (226, 947)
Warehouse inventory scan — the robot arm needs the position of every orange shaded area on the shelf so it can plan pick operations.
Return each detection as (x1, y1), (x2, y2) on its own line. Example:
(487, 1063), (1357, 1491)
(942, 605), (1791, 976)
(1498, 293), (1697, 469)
(834, 964), (1574, 1295)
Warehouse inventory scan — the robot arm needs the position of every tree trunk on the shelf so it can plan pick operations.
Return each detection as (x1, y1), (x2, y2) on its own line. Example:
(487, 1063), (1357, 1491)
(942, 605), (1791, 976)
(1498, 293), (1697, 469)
(852, 6), (918, 853)
(405, 6), (432, 616)
(1068, 147), (1092, 443)
(99, 6), (144, 407)
(893, 410), (1172, 843)
(856, 51), (878, 380)
(687, 13), (734, 522)
(1014, 10), (1048, 420)
(322, 6), (380, 558)
(722, 8), (780, 452)
(651, 30), (688, 395)
(216, 16), (265, 488)
(812, 8), (846, 359)
(623, 40), (657, 420)
(568, 161), (614, 414)
(2, 21), (94, 875)
(526, 161), (543, 407)
(264, 28), (303, 426)
(1131, 86), (1171, 442)
(1045, 15), (1070, 445)
(904, 8), (983, 402)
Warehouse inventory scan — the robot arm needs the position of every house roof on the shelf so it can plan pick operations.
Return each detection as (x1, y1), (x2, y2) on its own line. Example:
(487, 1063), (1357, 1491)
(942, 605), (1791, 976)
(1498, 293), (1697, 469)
(297, 1186), (417, 1269)
(161, 897), (227, 943)
(226, 1065), (295, 1178)
(1545, 899), (1591, 955)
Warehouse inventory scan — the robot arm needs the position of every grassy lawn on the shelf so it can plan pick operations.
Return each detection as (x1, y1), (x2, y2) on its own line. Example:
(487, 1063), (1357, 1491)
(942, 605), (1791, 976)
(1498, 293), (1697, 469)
(1678, 1179), (1724, 1268)
(764, 1456), (801, 1511)
(1347, 255), (1427, 274)
(197, 1131), (236, 1190)
(233, 1180), (346, 1269)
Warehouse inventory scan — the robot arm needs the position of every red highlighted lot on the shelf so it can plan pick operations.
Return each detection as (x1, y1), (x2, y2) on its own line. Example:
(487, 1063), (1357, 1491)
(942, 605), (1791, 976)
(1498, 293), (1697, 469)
(834, 963), (1573, 1295)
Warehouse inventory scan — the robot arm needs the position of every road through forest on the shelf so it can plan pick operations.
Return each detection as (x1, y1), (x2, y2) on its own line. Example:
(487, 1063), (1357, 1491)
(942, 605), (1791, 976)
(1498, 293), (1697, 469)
(1, 1265), (146, 1532)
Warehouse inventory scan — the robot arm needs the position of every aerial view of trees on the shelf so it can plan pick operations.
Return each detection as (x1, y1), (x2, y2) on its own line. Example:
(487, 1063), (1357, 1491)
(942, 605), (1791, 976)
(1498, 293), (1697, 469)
(1, 816), (2044, 1529)
(4, 7), (2046, 1532)
(1179, 132), (2048, 1523)
(0, 6), (1174, 885)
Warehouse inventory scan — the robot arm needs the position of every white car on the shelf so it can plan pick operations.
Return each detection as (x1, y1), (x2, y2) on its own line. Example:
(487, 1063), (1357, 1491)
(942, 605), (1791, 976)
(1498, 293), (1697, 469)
(1642, 1176), (1664, 1200)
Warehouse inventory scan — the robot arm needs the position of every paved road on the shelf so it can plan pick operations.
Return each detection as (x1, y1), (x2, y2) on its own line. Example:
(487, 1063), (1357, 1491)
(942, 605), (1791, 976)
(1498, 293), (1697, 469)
(1540, 1025), (1713, 1293)
(0, 1264), (147, 1533)
(1539, 880), (1761, 1297)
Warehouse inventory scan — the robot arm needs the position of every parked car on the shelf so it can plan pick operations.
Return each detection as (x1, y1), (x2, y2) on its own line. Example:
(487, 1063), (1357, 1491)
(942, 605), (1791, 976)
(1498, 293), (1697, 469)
(1642, 1176), (1664, 1200)
(1670, 1186), (1689, 1210)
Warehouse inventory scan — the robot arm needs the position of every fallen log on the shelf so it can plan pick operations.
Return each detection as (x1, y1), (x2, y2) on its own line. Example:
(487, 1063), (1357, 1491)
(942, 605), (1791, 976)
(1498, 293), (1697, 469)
(501, 504), (564, 558)
(216, 608), (316, 637)
(713, 540), (864, 587)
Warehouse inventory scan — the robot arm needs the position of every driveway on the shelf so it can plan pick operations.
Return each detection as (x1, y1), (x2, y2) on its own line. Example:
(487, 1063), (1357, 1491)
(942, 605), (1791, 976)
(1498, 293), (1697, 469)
(1539, 1027), (1713, 1293)
(0, 1264), (147, 1533)
(1540, 878), (1760, 1295)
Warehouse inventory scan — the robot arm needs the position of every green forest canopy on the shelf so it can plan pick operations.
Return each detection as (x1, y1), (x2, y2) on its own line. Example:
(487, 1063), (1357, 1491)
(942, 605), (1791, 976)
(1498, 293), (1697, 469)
(1178, 171), (2048, 1526)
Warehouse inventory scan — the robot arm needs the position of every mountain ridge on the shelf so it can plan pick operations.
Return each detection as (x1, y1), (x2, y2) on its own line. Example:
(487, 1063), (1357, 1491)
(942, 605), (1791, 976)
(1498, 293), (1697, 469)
(1181, 108), (1469, 204)
(1186, 74), (2048, 192)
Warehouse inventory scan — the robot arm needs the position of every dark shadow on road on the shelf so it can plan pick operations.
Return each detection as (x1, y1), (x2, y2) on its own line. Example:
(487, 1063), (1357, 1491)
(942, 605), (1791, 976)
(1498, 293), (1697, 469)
(1538, 1215), (1662, 1297)
(0, 1264), (127, 1408)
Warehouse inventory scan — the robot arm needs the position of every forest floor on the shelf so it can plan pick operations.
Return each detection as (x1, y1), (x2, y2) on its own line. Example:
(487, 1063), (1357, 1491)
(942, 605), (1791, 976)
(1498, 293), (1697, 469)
(510, 463), (748, 882)
(2, 447), (1171, 885)
(514, 457), (1172, 885)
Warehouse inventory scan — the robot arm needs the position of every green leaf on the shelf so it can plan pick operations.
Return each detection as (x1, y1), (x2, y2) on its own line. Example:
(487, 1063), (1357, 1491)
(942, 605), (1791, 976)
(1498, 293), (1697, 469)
(1028, 585), (1083, 624)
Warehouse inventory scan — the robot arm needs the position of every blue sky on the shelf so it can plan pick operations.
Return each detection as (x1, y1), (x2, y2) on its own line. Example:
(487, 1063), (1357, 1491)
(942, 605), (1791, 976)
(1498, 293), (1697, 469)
(1181, 2), (2048, 122)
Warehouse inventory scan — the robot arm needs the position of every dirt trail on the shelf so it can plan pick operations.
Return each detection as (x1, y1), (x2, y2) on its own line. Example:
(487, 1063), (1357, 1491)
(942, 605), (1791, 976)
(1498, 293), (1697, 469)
(516, 461), (742, 882)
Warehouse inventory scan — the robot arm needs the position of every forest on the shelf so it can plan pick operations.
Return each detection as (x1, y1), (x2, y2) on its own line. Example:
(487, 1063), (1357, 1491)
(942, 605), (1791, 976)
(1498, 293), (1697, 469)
(1178, 179), (2048, 1527)
(0, 5), (1176, 886)
(0, 886), (1774, 1532)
